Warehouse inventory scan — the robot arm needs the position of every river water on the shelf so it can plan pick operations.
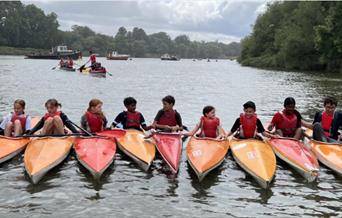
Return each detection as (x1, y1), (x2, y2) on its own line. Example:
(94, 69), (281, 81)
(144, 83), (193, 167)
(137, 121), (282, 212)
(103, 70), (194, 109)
(0, 56), (341, 217)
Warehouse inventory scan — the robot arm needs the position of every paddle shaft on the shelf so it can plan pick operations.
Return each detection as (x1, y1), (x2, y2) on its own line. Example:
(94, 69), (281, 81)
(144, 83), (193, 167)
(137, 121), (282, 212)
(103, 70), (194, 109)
(68, 120), (93, 136)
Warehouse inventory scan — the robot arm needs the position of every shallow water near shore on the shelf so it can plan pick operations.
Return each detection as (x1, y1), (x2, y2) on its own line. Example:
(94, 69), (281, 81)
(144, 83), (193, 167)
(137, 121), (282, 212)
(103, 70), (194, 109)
(0, 56), (341, 217)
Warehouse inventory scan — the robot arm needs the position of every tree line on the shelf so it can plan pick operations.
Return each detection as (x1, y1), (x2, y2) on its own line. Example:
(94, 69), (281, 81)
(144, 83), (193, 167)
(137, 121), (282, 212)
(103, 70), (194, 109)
(238, 1), (342, 72)
(0, 1), (240, 58)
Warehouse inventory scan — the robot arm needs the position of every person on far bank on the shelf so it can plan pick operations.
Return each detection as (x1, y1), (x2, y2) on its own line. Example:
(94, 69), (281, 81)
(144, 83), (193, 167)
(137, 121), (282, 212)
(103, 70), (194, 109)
(28, 99), (78, 135)
(226, 101), (276, 139)
(267, 97), (309, 140)
(81, 99), (107, 133)
(186, 105), (225, 139)
(0, 99), (31, 136)
(307, 97), (342, 143)
(151, 95), (183, 132)
(112, 97), (152, 132)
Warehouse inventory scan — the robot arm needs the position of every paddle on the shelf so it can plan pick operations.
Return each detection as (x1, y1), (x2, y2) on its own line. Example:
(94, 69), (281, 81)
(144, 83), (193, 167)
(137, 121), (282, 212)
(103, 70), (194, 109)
(67, 120), (93, 136)
(106, 71), (113, 76)
(51, 64), (59, 70)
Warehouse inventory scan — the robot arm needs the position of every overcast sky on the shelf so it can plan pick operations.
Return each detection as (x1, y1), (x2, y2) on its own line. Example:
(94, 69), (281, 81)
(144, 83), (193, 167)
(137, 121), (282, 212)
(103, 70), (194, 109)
(24, 0), (268, 44)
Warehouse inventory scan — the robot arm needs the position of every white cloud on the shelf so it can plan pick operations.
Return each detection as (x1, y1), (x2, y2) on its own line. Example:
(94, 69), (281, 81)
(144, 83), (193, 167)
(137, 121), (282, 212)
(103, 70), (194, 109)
(24, 0), (268, 43)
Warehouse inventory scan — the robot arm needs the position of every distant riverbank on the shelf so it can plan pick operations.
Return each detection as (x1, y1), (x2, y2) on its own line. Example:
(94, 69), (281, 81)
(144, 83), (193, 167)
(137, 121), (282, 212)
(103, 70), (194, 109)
(0, 46), (48, 56)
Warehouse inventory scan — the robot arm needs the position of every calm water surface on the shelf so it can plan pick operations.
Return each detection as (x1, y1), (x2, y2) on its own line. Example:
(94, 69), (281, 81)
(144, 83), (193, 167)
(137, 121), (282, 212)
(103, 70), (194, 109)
(0, 56), (341, 217)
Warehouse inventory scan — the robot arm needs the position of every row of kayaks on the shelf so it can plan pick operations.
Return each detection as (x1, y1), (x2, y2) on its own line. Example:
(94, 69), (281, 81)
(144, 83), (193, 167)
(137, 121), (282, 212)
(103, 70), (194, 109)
(0, 129), (341, 188)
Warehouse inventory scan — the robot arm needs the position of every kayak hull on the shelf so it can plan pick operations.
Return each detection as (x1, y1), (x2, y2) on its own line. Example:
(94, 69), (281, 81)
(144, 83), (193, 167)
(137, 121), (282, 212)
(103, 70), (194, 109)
(230, 138), (276, 189)
(187, 136), (229, 181)
(152, 132), (182, 174)
(24, 137), (74, 184)
(74, 137), (116, 179)
(116, 129), (155, 171)
(268, 138), (319, 182)
(0, 136), (31, 164)
(308, 140), (342, 176)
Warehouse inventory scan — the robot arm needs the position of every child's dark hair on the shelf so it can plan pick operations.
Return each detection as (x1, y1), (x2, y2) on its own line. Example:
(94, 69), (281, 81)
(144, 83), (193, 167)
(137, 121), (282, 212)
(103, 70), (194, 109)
(284, 97), (296, 107)
(324, 96), (337, 106)
(124, 97), (137, 106)
(14, 99), (26, 109)
(202, 105), (215, 116)
(162, 95), (175, 105)
(243, 101), (256, 111)
(45, 99), (61, 108)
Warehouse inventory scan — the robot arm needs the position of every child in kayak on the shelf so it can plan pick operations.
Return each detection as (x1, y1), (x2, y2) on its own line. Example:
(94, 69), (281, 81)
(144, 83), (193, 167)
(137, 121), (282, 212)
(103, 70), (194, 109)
(267, 97), (308, 140)
(307, 96), (342, 143)
(81, 99), (107, 133)
(29, 99), (78, 135)
(112, 97), (151, 131)
(185, 105), (225, 139)
(226, 101), (275, 139)
(151, 95), (183, 132)
(0, 99), (31, 136)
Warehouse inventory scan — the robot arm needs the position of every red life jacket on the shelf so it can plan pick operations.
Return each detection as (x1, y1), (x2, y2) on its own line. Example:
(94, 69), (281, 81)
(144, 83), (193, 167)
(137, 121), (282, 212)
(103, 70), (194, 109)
(277, 111), (297, 137)
(126, 111), (141, 129)
(199, 116), (219, 138)
(90, 54), (96, 64)
(239, 113), (257, 138)
(11, 113), (27, 129)
(321, 111), (334, 137)
(85, 111), (103, 132)
(44, 111), (61, 121)
(158, 110), (177, 126)
(67, 59), (73, 68)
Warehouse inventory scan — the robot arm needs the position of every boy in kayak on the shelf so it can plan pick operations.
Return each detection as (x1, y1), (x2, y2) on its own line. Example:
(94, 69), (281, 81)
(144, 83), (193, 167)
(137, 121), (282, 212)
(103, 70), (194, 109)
(309, 97), (342, 143)
(0, 99), (31, 136)
(226, 101), (275, 139)
(112, 97), (151, 131)
(185, 105), (225, 139)
(267, 97), (308, 140)
(28, 99), (78, 135)
(151, 95), (183, 132)
(81, 99), (108, 133)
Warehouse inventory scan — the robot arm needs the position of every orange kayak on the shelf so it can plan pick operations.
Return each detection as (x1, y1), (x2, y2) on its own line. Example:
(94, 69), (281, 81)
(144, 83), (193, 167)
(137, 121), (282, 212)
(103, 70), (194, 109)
(74, 136), (116, 179)
(0, 116), (41, 164)
(307, 139), (342, 176)
(24, 136), (74, 184)
(187, 136), (229, 181)
(0, 136), (30, 164)
(230, 138), (276, 189)
(116, 129), (155, 171)
(152, 132), (182, 174)
(268, 138), (319, 182)
(97, 129), (155, 170)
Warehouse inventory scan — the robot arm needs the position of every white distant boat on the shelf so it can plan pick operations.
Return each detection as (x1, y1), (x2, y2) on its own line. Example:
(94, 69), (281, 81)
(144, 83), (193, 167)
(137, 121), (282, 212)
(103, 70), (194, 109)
(107, 51), (129, 60)
(161, 53), (179, 61)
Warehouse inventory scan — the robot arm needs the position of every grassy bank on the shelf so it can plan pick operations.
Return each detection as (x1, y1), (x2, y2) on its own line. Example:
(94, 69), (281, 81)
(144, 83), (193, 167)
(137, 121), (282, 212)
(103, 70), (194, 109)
(0, 46), (48, 56)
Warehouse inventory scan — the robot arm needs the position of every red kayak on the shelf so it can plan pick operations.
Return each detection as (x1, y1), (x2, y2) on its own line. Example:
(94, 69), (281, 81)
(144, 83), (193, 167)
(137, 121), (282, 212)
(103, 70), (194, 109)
(152, 132), (182, 173)
(267, 138), (319, 182)
(96, 129), (126, 139)
(74, 136), (116, 179)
